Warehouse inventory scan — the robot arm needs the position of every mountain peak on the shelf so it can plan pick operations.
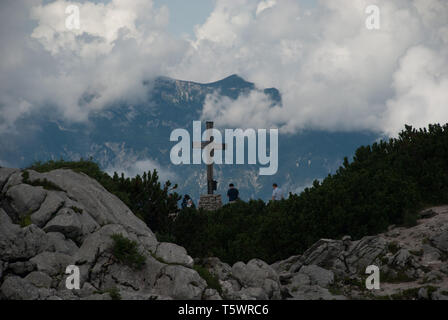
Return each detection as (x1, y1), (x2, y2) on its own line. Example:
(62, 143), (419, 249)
(207, 74), (254, 89)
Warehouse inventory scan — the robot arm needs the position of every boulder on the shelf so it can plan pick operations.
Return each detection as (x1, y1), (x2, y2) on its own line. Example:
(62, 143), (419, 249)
(74, 224), (130, 265)
(203, 288), (222, 300)
(219, 279), (242, 299)
(25, 271), (54, 289)
(27, 169), (157, 240)
(231, 259), (281, 299)
(1, 170), (22, 192)
(7, 261), (37, 276)
(232, 259), (279, 288)
(419, 209), (437, 219)
(152, 265), (207, 300)
(418, 287), (430, 300)
(77, 282), (97, 298)
(92, 254), (164, 292)
(288, 284), (346, 300)
(344, 236), (388, 273)
(421, 244), (442, 264)
(423, 270), (444, 283)
(271, 255), (302, 274)
(44, 207), (99, 242)
(431, 231), (448, 253)
(0, 210), (49, 262)
(6, 184), (46, 216)
(389, 249), (412, 268)
(53, 288), (79, 300)
(235, 287), (267, 300)
(30, 192), (65, 228)
(45, 232), (79, 256)
(297, 265), (334, 288)
(432, 288), (448, 301)
(155, 242), (194, 267)
(0, 276), (41, 300)
(300, 239), (345, 273)
(44, 208), (84, 241)
(30, 252), (74, 277)
(288, 273), (312, 288)
(0, 168), (18, 190)
(200, 257), (232, 281)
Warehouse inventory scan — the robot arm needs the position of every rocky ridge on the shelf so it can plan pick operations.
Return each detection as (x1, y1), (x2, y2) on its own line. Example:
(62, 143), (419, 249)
(1, 168), (447, 300)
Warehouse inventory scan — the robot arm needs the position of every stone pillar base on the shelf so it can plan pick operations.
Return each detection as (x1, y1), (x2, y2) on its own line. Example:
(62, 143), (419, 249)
(198, 194), (222, 211)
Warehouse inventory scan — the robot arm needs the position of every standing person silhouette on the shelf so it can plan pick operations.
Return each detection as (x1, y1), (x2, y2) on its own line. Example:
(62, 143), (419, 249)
(181, 194), (195, 209)
(272, 183), (284, 201)
(227, 183), (239, 203)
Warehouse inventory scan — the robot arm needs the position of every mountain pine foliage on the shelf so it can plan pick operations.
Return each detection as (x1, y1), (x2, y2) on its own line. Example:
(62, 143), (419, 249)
(26, 123), (448, 265)
(170, 124), (448, 264)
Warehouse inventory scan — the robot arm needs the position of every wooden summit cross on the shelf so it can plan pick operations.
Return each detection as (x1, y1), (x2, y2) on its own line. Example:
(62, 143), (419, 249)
(192, 121), (226, 195)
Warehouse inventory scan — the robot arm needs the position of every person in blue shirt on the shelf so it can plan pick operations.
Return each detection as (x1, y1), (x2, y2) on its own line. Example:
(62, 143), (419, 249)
(227, 183), (239, 203)
(272, 183), (284, 201)
(181, 194), (195, 209)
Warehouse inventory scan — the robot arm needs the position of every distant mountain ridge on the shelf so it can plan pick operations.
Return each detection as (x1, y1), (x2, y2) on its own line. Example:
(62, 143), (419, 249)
(0, 75), (379, 201)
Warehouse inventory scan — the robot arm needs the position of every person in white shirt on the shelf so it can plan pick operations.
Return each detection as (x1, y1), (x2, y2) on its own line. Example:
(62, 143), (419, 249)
(272, 183), (284, 201)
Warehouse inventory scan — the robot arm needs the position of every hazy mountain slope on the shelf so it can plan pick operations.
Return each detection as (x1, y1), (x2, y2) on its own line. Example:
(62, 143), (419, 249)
(0, 75), (379, 201)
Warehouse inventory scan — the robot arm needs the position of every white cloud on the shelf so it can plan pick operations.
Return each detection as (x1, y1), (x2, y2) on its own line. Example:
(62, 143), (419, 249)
(1, 0), (448, 137)
(256, 0), (276, 16)
(105, 158), (177, 182)
(0, 0), (187, 131)
(174, 0), (448, 135)
(201, 90), (283, 129)
(383, 46), (448, 135)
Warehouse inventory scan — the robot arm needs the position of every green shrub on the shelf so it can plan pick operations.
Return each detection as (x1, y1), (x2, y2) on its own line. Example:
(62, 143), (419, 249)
(387, 242), (400, 255)
(19, 214), (32, 228)
(70, 206), (83, 214)
(22, 171), (64, 191)
(108, 287), (122, 300)
(193, 265), (222, 295)
(110, 234), (146, 270)
(426, 286), (438, 298)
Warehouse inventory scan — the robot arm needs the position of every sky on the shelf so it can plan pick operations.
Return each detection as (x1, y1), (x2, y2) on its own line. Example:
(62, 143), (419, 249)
(0, 0), (447, 138)
(153, 0), (317, 37)
(154, 0), (216, 37)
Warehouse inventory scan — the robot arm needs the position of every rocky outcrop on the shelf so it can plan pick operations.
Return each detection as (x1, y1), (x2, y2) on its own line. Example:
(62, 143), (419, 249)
(1, 167), (448, 300)
(269, 205), (448, 300)
(0, 168), (202, 300)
